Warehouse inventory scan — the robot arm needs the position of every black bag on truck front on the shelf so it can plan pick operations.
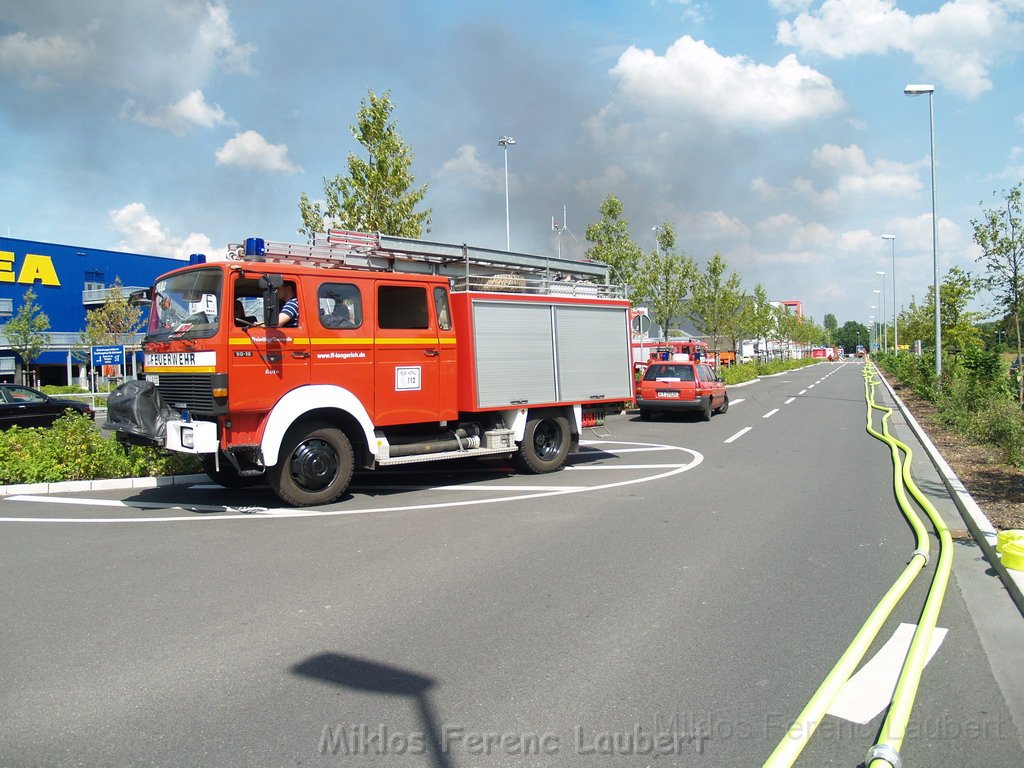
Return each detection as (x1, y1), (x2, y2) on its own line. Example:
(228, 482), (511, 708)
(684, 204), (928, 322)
(104, 380), (179, 445)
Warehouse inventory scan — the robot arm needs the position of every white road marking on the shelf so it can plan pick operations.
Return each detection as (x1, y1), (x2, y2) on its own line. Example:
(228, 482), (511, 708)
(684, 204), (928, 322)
(799, 390), (807, 395)
(1, 440), (704, 524)
(785, 397), (796, 404)
(724, 427), (752, 444)
(730, 398), (745, 405)
(826, 623), (948, 724)
(763, 409), (780, 419)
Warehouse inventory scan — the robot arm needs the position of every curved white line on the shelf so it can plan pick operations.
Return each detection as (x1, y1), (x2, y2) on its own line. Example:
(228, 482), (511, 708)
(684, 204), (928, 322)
(1, 440), (703, 524)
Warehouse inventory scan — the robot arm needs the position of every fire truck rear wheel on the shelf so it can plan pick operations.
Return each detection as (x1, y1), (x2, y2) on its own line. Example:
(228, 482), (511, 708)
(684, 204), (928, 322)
(514, 414), (570, 474)
(271, 422), (354, 506)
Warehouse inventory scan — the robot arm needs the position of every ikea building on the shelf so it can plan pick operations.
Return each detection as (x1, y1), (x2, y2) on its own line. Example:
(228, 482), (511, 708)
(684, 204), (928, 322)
(0, 236), (184, 386)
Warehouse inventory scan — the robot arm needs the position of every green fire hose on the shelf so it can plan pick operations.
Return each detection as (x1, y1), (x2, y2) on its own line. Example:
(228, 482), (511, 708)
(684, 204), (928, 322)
(762, 362), (953, 768)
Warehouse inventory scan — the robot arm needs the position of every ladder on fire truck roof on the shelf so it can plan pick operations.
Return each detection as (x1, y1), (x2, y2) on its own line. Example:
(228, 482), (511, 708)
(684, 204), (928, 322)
(227, 229), (611, 283)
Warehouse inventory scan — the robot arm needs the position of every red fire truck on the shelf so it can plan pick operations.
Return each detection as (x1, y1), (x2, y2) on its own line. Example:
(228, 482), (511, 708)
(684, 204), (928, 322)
(107, 230), (633, 506)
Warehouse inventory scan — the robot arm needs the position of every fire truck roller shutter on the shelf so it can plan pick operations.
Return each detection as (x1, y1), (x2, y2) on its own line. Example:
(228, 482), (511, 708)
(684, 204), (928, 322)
(260, 385), (377, 467)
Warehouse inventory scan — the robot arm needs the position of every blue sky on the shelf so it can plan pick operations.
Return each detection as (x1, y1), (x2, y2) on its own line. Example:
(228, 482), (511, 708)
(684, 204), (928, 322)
(1, 0), (1022, 328)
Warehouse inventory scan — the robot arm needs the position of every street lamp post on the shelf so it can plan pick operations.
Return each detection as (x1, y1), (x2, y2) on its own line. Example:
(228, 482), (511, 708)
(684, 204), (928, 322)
(652, 225), (663, 257)
(498, 136), (516, 250)
(869, 314), (876, 352)
(876, 271), (887, 353)
(905, 84), (940, 377)
(882, 234), (896, 354)
(873, 292), (882, 351)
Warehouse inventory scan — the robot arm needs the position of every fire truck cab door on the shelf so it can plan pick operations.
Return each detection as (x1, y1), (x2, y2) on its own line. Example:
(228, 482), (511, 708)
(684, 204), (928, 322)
(373, 281), (442, 426)
(229, 277), (310, 412)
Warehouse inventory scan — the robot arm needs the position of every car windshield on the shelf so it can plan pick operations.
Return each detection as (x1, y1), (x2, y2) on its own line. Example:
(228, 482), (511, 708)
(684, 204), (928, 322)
(146, 268), (223, 341)
(644, 364), (694, 381)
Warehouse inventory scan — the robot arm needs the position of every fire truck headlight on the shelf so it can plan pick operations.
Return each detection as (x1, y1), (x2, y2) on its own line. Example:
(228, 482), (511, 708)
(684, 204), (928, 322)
(181, 427), (194, 449)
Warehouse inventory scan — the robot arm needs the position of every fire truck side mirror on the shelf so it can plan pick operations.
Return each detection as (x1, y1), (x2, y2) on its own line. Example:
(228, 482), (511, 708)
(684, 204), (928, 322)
(128, 289), (152, 307)
(259, 274), (283, 327)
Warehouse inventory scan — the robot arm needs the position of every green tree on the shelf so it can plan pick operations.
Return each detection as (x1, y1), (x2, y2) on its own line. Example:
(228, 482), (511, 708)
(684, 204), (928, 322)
(299, 89), (431, 240)
(938, 266), (985, 351)
(737, 283), (775, 361)
(632, 223), (696, 341)
(584, 195), (646, 291)
(78, 280), (145, 350)
(835, 320), (869, 354)
(773, 306), (800, 358)
(901, 268), (984, 354)
(823, 313), (837, 344)
(972, 182), (1024, 401)
(686, 251), (744, 364)
(3, 288), (51, 384)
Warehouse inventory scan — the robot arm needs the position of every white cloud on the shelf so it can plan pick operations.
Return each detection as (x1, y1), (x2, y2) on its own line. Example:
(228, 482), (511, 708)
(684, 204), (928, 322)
(776, 0), (1024, 99)
(438, 145), (504, 191)
(770, 0), (814, 12)
(1, 3), (254, 101)
(0, 31), (93, 89)
(108, 202), (218, 260)
(575, 166), (631, 201)
(663, 0), (712, 24)
(752, 144), (922, 208)
(676, 210), (751, 241)
(123, 90), (231, 135)
(214, 131), (302, 174)
(607, 36), (845, 129)
(1003, 146), (1024, 180)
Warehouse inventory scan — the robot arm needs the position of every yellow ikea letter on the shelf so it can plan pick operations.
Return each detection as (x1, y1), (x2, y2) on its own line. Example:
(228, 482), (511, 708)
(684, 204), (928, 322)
(0, 251), (13, 283)
(17, 253), (61, 287)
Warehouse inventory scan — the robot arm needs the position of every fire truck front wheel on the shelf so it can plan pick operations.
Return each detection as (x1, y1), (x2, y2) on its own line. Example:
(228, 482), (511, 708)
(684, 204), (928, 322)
(271, 422), (354, 506)
(514, 413), (571, 474)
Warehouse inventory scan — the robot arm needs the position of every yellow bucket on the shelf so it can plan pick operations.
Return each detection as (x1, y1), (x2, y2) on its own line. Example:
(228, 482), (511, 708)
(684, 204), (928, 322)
(996, 529), (1024, 572)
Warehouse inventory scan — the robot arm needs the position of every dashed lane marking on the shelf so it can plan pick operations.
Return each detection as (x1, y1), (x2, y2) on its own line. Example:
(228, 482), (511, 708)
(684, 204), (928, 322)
(724, 427), (752, 444)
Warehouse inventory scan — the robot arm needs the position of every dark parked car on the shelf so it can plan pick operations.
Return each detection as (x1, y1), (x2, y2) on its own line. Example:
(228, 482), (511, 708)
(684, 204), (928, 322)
(0, 384), (95, 430)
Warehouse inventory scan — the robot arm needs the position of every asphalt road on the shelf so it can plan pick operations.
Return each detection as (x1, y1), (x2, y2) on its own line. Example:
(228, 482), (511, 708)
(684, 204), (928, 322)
(2, 360), (1022, 767)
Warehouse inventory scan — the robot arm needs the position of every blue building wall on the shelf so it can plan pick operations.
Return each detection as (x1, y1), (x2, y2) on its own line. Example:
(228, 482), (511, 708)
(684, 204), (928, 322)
(1, 236), (185, 381)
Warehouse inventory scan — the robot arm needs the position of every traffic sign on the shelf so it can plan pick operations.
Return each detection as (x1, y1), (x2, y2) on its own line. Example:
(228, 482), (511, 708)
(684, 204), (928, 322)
(91, 345), (125, 366)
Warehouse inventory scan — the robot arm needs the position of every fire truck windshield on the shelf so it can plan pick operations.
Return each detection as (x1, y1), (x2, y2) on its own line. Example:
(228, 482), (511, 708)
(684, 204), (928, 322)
(147, 269), (223, 341)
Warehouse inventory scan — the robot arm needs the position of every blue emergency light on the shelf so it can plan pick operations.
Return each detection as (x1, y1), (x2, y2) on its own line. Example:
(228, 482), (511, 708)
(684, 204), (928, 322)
(244, 238), (266, 261)
(188, 253), (207, 265)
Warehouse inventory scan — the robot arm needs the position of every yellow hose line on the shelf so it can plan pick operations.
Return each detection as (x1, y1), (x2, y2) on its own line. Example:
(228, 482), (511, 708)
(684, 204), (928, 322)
(867, 363), (954, 768)
(761, 364), (930, 768)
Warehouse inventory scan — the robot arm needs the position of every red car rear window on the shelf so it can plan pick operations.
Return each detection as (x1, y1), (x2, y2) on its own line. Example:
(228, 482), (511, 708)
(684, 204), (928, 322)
(643, 364), (695, 382)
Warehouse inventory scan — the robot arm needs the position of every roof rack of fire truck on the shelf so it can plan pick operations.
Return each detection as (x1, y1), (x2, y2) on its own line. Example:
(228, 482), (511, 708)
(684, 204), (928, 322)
(227, 229), (612, 283)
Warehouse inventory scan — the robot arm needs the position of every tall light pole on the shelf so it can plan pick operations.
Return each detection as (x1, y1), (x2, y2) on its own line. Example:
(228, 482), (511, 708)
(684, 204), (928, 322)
(876, 271), (887, 352)
(498, 136), (516, 250)
(882, 234), (897, 354)
(905, 84), (940, 377)
(652, 224), (663, 256)
(869, 313), (876, 352)
(873, 290), (882, 351)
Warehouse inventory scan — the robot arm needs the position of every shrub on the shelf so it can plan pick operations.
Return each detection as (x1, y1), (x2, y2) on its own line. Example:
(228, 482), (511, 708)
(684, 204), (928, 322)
(970, 400), (1024, 467)
(0, 412), (201, 485)
(875, 349), (1024, 469)
(719, 356), (822, 385)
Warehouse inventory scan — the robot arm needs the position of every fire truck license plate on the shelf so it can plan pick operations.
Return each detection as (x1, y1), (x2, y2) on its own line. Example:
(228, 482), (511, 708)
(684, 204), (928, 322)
(656, 391), (679, 398)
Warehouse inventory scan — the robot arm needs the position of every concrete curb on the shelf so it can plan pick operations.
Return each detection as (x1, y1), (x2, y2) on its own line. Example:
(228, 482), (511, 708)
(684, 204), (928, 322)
(876, 368), (1024, 617)
(0, 473), (208, 498)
